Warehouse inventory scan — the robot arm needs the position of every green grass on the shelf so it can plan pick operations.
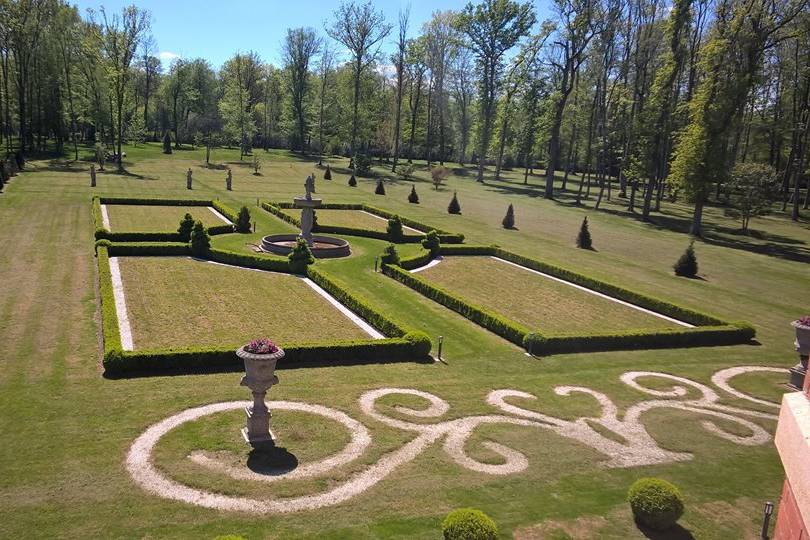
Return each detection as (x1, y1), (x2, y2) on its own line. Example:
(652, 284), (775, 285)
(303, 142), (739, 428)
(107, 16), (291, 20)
(417, 256), (679, 333)
(105, 204), (226, 232)
(0, 141), (806, 538)
(117, 256), (371, 349)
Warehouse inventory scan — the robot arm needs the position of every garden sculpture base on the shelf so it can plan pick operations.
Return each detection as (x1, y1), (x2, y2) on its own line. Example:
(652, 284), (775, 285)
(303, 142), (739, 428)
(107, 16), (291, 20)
(237, 346), (284, 446)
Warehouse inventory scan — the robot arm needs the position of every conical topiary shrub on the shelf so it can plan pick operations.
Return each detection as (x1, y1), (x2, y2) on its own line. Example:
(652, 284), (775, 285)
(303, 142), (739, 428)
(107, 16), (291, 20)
(576, 216), (592, 249)
(448, 191), (461, 214)
(375, 178), (386, 195)
(190, 220), (210, 256)
(674, 240), (698, 277)
(162, 131), (172, 154)
(380, 244), (400, 266)
(177, 213), (195, 242)
(387, 215), (403, 242)
(235, 206), (251, 233)
(422, 230), (440, 256)
(348, 174), (357, 187)
(408, 184), (419, 204)
(502, 203), (515, 229)
(323, 164), (332, 180)
(288, 237), (315, 274)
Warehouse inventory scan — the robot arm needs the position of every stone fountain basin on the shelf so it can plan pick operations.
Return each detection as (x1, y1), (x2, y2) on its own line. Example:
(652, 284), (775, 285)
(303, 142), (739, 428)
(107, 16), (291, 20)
(261, 234), (350, 258)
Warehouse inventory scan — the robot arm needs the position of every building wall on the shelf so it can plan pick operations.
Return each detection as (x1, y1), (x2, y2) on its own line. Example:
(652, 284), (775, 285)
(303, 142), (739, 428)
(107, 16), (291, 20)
(773, 382), (810, 540)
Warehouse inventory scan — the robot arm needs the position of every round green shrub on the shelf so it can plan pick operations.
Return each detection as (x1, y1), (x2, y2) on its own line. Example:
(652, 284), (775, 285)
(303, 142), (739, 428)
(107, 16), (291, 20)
(288, 237), (315, 274)
(627, 477), (684, 530)
(380, 244), (400, 266)
(442, 508), (497, 540)
(421, 230), (441, 256)
(403, 331), (432, 357)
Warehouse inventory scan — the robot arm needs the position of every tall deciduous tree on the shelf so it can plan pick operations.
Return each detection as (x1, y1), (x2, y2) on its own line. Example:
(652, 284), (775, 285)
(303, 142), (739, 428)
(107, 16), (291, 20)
(283, 27), (320, 153)
(326, 1), (391, 157)
(391, 7), (409, 173)
(456, 0), (536, 182)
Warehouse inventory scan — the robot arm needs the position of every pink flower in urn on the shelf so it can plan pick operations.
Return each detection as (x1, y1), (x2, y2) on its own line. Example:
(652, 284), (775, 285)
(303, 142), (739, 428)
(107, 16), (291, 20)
(796, 316), (810, 328)
(244, 338), (279, 354)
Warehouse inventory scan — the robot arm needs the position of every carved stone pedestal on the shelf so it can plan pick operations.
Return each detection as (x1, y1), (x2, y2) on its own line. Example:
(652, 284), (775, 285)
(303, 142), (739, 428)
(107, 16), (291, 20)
(236, 346), (284, 446)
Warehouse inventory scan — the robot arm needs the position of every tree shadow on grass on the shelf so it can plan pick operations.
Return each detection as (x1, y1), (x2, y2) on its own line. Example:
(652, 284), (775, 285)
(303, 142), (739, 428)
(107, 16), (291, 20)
(635, 521), (695, 540)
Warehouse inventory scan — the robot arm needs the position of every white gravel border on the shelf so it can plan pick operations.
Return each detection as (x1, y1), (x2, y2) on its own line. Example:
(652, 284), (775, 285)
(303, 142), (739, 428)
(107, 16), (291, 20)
(711, 366), (788, 409)
(360, 210), (424, 234)
(108, 257), (134, 350)
(491, 256), (695, 328)
(126, 366), (780, 513)
(208, 206), (232, 224)
(100, 204), (111, 229)
(408, 256), (443, 273)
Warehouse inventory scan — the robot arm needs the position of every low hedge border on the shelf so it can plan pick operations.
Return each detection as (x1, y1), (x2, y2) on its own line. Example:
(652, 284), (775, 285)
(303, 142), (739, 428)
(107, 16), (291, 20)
(95, 244), (431, 375)
(261, 201), (464, 244)
(93, 196), (236, 241)
(382, 247), (755, 355)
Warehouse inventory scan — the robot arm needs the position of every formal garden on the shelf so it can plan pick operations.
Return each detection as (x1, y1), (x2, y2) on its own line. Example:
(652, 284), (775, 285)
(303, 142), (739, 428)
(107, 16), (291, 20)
(1, 142), (807, 538)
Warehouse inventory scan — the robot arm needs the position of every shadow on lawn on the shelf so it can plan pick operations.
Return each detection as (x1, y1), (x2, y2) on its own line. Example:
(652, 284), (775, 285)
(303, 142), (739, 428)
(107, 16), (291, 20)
(102, 353), (435, 380)
(247, 445), (299, 476)
(636, 521), (696, 540)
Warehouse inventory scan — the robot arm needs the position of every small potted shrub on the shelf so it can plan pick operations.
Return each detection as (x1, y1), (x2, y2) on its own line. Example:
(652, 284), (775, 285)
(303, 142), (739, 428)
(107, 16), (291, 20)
(441, 508), (497, 540)
(627, 477), (684, 531)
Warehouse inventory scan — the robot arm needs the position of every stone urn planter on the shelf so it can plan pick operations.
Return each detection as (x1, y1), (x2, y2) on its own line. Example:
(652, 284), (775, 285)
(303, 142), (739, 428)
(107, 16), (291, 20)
(236, 340), (285, 445)
(789, 317), (810, 390)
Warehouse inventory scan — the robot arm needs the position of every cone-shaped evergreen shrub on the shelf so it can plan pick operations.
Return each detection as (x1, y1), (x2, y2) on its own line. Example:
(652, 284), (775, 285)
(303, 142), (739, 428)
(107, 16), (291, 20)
(576, 216), (593, 249)
(380, 244), (400, 266)
(627, 478), (684, 530)
(375, 178), (386, 195)
(448, 191), (461, 214)
(348, 174), (357, 187)
(190, 220), (210, 256)
(422, 230), (440, 256)
(288, 237), (315, 274)
(442, 508), (497, 540)
(177, 213), (195, 242)
(674, 240), (698, 277)
(162, 131), (172, 154)
(323, 164), (332, 180)
(235, 206), (251, 233)
(387, 215), (404, 242)
(502, 203), (515, 229)
(408, 184), (419, 204)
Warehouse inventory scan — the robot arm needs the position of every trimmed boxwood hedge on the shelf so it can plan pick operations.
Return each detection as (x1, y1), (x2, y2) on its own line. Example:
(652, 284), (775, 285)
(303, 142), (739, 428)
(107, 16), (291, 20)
(383, 247), (755, 355)
(261, 201), (464, 244)
(93, 196), (235, 241)
(95, 244), (431, 375)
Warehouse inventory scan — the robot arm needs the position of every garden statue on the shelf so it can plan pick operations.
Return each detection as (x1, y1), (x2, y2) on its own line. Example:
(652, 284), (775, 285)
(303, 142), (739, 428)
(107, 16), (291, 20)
(305, 174), (315, 201)
(90, 165), (96, 187)
(186, 168), (193, 190)
(236, 338), (285, 445)
(226, 168), (232, 191)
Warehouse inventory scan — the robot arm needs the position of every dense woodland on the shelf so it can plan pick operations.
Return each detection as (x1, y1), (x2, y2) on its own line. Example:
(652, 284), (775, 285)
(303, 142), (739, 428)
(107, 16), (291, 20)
(0, 0), (808, 234)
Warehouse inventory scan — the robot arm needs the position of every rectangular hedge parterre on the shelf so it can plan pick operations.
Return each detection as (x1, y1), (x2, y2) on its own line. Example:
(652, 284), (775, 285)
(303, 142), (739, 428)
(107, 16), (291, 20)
(92, 196), (236, 242)
(261, 201), (465, 244)
(383, 245), (755, 356)
(95, 242), (431, 375)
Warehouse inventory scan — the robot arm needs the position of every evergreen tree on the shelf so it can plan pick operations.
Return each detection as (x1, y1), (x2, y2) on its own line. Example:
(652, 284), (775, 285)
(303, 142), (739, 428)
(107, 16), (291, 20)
(576, 216), (592, 249)
(288, 237), (315, 273)
(348, 174), (357, 187)
(162, 131), (172, 154)
(408, 184), (419, 204)
(375, 178), (386, 195)
(422, 230), (441, 256)
(324, 164), (332, 180)
(448, 191), (461, 214)
(502, 203), (515, 229)
(177, 213), (195, 241)
(380, 244), (400, 266)
(674, 241), (698, 277)
(235, 206), (251, 233)
(387, 215), (404, 242)
(190, 220), (210, 256)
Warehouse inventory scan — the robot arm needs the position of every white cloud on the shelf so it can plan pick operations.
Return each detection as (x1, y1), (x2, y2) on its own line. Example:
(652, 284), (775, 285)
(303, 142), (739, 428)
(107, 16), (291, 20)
(158, 51), (180, 64)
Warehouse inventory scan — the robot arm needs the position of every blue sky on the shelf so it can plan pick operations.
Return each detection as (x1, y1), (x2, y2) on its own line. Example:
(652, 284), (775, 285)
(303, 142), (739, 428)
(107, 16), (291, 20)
(73, 0), (551, 69)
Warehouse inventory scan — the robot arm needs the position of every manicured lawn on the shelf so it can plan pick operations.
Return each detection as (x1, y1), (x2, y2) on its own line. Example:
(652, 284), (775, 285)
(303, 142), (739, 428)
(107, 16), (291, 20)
(0, 142), (806, 539)
(279, 207), (422, 234)
(105, 204), (227, 232)
(417, 256), (680, 333)
(116, 256), (372, 349)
